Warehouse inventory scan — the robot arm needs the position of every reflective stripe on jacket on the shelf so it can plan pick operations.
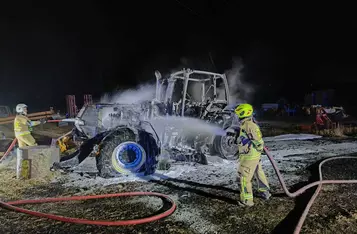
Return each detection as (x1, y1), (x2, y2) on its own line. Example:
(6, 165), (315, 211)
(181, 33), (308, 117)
(14, 115), (40, 137)
(238, 117), (264, 160)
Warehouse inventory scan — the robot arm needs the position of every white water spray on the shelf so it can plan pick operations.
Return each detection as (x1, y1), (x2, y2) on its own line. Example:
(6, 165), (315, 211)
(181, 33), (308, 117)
(97, 60), (254, 140)
(99, 78), (226, 140)
(147, 116), (226, 140)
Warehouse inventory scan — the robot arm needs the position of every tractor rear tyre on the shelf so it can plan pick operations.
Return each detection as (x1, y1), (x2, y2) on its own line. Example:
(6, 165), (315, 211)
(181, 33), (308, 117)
(96, 128), (137, 178)
(96, 127), (159, 178)
(213, 133), (238, 160)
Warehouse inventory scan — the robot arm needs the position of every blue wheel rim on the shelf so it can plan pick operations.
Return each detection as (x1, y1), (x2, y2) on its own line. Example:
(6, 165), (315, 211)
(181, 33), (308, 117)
(115, 143), (143, 169)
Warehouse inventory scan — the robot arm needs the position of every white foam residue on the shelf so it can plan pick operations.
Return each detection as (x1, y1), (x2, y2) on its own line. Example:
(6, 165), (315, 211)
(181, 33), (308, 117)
(62, 173), (149, 188)
(265, 142), (357, 161)
(157, 164), (197, 178)
(60, 138), (357, 191)
(264, 134), (322, 142)
(269, 149), (317, 158)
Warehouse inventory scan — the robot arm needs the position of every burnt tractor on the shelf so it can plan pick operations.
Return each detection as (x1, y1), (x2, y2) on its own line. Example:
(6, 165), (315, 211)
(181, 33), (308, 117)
(58, 69), (239, 178)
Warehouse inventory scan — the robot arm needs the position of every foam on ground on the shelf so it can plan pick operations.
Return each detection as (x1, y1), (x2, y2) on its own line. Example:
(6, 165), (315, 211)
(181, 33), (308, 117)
(60, 136), (357, 190)
(264, 134), (322, 142)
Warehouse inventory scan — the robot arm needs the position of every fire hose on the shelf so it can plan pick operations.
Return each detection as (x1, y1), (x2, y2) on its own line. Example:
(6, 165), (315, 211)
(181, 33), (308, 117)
(0, 192), (176, 226)
(1, 118), (356, 231)
(264, 147), (357, 234)
(0, 118), (177, 226)
(0, 119), (67, 162)
(1, 148), (355, 232)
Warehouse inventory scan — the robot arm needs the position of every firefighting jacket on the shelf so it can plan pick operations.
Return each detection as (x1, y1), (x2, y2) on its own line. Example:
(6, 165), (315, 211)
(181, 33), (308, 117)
(238, 117), (264, 160)
(14, 115), (40, 137)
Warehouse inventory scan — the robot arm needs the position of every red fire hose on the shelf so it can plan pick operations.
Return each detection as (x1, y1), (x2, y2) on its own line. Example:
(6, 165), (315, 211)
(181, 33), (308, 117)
(0, 119), (177, 226)
(47, 119), (62, 123)
(0, 120), (61, 162)
(1, 119), (355, 231)
(264, 147), (357, 234)
(0, 138), (17, 163)
(0, 192), (176, 226)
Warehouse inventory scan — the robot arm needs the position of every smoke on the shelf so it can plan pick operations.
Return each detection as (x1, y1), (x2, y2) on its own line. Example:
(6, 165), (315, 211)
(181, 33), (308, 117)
(100, 83), (156, 104)
(171, 56), (255, 105)
(218, 58), (255, 105)
(99, 57), (254, 106)
(179, 57), (212, 102)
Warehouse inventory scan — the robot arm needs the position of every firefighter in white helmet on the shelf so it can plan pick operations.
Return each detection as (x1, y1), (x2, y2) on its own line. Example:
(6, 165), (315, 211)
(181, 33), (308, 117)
(14, 104), (45, 148)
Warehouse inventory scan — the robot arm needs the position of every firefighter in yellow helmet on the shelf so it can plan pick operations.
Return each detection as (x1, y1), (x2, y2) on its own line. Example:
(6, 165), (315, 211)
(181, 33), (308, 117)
(14, 104), (44, 148)
(235, 103), (271, 207)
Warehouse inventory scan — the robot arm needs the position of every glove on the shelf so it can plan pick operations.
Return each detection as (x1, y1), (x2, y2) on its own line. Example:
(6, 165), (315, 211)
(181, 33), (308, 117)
(240, 136), (251, 146)
(257, 146), (264, 153)
(261, 146), (269, 155)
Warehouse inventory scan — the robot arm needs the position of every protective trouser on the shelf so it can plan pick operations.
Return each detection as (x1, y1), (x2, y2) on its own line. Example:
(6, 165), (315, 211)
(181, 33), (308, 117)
(238, 157), (270, 205)
(16, 134), (38, 148)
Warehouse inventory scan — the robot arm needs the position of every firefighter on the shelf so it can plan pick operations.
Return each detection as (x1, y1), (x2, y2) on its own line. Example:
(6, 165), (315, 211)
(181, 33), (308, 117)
(321, 108), (333, 129)
(315, 108), (325, 130)
(235, 103), (271, 207)
(14, 104), (45, 148)
(315, 107), (332, 130)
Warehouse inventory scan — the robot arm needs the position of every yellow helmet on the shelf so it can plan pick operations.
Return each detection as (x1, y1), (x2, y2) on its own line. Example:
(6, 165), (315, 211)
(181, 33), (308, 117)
(234, 103), (253, 118)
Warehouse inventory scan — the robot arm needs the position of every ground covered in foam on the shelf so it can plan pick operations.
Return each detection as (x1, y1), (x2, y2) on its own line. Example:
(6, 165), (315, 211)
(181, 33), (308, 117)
(1, 134), (357, 233)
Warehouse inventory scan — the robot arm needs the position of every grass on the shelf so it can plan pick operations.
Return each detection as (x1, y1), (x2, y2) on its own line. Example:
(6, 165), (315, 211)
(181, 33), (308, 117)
(1, 122), (357, 233)
(0, 157), (60, 201)
(0, 168), (51, 200)
(0, 161), (356, 233)
(312, 126), (357, 137)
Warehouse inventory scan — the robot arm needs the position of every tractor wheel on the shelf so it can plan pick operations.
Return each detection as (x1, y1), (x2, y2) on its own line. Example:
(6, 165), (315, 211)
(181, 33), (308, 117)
(96, 127), (159, 178)
(213, 133), (238, 160)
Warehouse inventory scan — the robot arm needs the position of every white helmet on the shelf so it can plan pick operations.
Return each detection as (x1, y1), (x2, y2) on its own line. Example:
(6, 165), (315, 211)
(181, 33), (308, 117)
(16, 103), (27, 114)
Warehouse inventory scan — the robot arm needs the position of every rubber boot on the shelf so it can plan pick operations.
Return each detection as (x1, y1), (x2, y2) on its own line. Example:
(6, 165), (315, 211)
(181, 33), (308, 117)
(256, 191), (271, 200)
(237, 199), (254, 207)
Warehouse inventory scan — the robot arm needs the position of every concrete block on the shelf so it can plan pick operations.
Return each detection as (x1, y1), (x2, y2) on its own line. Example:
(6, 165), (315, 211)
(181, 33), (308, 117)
(16, 145), (60, 179)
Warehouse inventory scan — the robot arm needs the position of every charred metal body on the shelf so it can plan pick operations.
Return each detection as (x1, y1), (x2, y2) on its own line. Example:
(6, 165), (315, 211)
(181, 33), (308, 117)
(59, 69), (239, 177)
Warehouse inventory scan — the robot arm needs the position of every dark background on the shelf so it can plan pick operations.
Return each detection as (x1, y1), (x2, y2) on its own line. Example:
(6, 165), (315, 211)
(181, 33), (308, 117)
(0, 1), (356, 114)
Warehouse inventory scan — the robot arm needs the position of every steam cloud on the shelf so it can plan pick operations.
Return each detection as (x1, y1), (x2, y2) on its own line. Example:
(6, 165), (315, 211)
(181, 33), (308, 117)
(218, 58), (254, 105)
(100, 83), (156, 104)
(100, 57), (254, 106)
(175, 57), (255, 105)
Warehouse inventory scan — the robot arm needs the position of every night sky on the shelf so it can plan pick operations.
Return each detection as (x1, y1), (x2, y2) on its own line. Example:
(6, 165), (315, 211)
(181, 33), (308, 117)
(1, 1), (356, 112)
